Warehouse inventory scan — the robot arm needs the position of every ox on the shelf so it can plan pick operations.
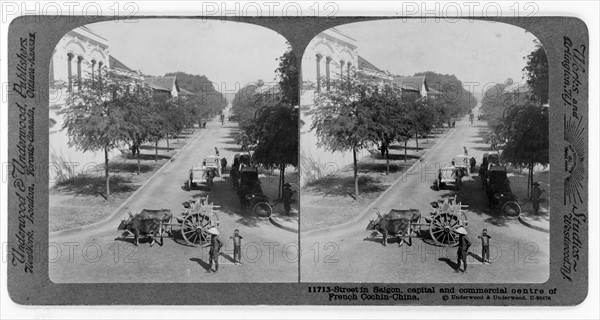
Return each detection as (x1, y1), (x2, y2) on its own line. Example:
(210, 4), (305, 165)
(366, 209), (421, 246)
(117, 209), (172, 246)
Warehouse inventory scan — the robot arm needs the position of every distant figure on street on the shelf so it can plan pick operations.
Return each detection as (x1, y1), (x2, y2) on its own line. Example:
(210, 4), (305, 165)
(282, 183), (295, 215)
(531, 182), (546, 215)
(469, 157), (476, 173)
(452, 120), (456, 128)
(455, 227), (471, 273)
(220, 114), (225, 125)
(207, 228), (223, 272)
(379, 141), (389, 158)
(220, 157), (227, 174)
(214, 147), (219, 157)
(477, 229), (492, 264)
(229, 229), (243, 264)
(463, 146), (468, 156)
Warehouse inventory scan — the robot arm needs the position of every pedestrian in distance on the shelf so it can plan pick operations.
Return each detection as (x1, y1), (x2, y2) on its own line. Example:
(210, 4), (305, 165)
(207, 227), (223, 272)
(221, 157), (227, 174)
(230, 229), (243, 264)
(531, 182), (546, 215)
(455, 227), (471, 273)
(469, 156), (476, 173)
(463, 146), (468, 156)
(214, 147), (219, 157)
(282, 183), (295, 215)
(477, 229), (492, 264)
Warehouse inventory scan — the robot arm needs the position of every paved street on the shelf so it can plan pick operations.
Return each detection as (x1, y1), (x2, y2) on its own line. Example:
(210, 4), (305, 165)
(49, 107), (298, 283)
(301, 107), (550, 283)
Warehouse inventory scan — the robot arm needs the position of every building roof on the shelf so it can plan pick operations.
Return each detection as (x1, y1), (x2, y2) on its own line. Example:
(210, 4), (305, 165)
(144, 76), (179, 92)
(503, 82), (529, 94)
(393, 76), (428, 92)
(179, 88), (194, 96)
(255, 83), (281, 95)
(109, 56), (134, 73)
(358, 56), (384, 73)
(428, 87), (443, 95)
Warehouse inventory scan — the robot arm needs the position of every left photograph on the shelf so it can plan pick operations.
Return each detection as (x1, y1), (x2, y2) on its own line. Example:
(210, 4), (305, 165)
(48, 19), (299, 283)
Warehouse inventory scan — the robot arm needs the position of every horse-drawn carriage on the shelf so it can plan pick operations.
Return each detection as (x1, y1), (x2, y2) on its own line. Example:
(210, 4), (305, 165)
(484, 165), (521, 216)
(117, 197), (220, 247)
(236, 166), (273, 218)
(367, 196), (469, 247)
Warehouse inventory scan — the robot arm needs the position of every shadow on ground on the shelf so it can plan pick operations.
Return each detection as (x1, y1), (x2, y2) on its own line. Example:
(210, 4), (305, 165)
(306, 174), (386, 199)
(55, 175), (138, 199)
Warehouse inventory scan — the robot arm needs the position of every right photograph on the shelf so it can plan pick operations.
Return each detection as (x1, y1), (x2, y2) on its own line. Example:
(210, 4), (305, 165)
(300, 19), (550, 283)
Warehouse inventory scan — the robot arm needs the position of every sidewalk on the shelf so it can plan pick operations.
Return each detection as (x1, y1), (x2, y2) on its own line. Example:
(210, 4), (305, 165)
(518, 207), (550, 233)
(269, 210), (299, 233)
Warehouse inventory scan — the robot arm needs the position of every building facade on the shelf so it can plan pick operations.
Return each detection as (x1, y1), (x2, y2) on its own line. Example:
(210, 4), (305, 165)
(48, 26), (121, 184)
(300, 29), (391, 186)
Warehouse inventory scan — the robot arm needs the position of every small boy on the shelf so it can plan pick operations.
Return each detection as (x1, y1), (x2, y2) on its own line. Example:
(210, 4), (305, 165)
(478, 229), (492, 264)
(230, 229), (243, 264)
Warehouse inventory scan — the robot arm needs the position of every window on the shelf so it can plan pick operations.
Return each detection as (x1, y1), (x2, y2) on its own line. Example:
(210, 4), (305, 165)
(67, 53), (74, 92)
(325, 57), (331, 90)
(315, 54), (322, 93)
(77, 56), (83, 90)
(91, 60), (96, 81)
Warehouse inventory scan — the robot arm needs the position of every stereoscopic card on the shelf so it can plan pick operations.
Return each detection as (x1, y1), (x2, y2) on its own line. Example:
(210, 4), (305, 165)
(4, 11), (589, 306)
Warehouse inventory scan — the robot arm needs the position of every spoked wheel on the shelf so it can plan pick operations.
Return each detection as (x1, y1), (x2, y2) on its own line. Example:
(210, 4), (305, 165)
(253, 202), (273, 218)
(502, 201), (521, 216)
(429, 212), (461, 246)
(181, 213), (212, 246)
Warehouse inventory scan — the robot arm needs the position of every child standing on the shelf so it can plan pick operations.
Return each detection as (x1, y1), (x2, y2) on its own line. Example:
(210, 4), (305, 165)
(230, 229), (243, 264)
(478, 229), (492, 264)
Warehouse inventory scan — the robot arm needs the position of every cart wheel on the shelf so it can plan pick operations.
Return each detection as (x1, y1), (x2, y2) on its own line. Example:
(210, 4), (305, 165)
(181, 213), (211, 246)
(429, 212), (461, 246)
(253, 202), (272, 218)
(502, 201), (521, 216)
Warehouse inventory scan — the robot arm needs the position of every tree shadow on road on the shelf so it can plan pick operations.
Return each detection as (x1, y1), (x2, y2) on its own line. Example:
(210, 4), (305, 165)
(55, 175), (137, 199)
(305, 174), (386, 199)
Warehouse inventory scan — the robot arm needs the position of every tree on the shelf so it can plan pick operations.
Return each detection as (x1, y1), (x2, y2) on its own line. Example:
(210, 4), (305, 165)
(497, 104), (549, 196)
(523, 41), (549, 105)
(62, 70), (142, 200)
(311, 74), (385, 199)
(245, 45), (300, 198)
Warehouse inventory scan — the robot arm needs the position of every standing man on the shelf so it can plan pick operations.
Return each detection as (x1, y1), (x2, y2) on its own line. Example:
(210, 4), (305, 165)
(229, 229), (243, 264)
(214, 147), (220, 157)
(207, 227), (223, 273)
(531, 182), (546, 215)
(477, 229), (492, 264)
(221, 157), (228, 175)
(469, 157), (476, 173)
(282, 183), (295, 216)
(455, 227), (471, 273)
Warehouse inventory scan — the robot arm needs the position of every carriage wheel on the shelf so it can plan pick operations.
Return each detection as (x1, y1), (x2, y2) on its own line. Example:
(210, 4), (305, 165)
(429, 212), (461, 246)
(502, 201), (521, 216)
(181, 213), (211, 246)
(253, 202), (272, 218)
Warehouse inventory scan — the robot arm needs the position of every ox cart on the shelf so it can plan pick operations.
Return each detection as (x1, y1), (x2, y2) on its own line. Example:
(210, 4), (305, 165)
(189, 156), (222, 190)
(117, 197), (221, 247)
(367, 196), (469, 247)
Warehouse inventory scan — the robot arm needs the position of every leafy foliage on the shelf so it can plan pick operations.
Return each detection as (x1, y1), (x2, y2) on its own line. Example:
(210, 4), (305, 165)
(522, 42), (549, 105)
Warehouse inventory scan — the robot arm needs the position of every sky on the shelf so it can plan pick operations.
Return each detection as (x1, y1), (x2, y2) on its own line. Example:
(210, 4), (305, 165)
(329, 19), (539, 98)
(88, 19), (288, 95)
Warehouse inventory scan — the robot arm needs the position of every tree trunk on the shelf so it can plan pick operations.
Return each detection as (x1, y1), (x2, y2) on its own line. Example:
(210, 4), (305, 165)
(155, 141), (158, 162)
(105, 146), (110, 201)
(137, 148), (141, 175)
(386, 152), (390, 175)
(416, 130), (419, 151)
(166, 133), (170, 151)
(404, 140), (408, 162)
(279, 164), (285, 200)
(353, 146), (359, 200)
